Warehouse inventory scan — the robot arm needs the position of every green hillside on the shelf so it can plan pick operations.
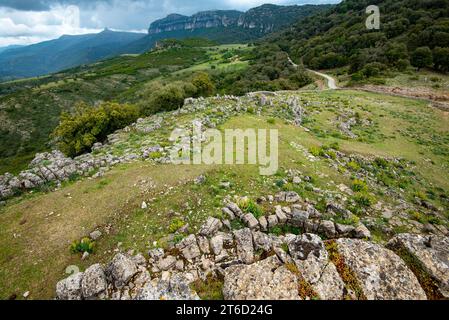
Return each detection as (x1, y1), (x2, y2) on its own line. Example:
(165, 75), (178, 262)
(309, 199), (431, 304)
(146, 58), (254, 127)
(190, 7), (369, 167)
(270, 0), (449, 80)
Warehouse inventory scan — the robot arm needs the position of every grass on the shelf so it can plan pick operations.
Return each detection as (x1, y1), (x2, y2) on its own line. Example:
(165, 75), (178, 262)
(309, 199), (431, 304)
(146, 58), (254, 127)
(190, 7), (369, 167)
(0, 89), (448, 299)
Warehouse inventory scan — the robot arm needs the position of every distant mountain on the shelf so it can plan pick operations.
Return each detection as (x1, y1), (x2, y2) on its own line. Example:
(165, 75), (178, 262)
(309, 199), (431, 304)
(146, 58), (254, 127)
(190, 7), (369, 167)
(128, 4), (333, 52)
(0, 4), (332, 81)
(0, 45), (24, 54)
(0, 29), (145, 81)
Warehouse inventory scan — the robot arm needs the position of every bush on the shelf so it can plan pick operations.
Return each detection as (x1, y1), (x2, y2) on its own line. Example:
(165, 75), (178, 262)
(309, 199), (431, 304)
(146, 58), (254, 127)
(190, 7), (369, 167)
(70, 238), (95, 254)
(169, 218), (186, 233)
(352, 192), (376, 207)
(351, 179), (368, 193)
(191, 72), (215, 97)
(411, 47), (433, 69)
(140, 82), (186, 116)
(53, 102), (139, 157)
(238, 198), (264, 219)
(433, 47), (449, 72)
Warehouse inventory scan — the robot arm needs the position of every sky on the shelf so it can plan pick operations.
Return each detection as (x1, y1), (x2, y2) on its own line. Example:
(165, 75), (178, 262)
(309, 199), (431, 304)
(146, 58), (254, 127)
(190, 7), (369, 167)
(0, 0), (340, 47)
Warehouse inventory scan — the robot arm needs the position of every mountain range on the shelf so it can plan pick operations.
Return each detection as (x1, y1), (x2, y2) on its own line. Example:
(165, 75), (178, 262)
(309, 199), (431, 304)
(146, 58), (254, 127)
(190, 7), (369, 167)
(0, 4), (332, 81)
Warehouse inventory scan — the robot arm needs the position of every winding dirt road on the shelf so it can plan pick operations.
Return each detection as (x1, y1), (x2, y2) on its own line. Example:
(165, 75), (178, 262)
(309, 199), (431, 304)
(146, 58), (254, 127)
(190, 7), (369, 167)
(287, 56), (338, 90)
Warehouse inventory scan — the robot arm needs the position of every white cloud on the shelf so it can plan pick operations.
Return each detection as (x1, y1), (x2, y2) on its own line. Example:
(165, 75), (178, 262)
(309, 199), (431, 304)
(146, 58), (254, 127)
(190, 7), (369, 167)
(0, 5), (100, 46)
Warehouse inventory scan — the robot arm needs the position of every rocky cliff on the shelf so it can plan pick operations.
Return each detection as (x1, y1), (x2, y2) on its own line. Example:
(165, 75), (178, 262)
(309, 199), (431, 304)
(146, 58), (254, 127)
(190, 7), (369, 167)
(148, 4), (332, 36)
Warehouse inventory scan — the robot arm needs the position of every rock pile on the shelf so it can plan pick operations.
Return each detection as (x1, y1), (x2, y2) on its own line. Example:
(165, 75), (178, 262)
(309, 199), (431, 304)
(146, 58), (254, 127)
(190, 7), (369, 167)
(56, 192), (447, 300)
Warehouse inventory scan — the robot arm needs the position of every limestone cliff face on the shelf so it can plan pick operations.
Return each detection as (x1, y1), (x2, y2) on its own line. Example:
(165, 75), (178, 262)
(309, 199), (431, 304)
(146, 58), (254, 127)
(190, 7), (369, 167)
(148, 4), (327, 36)
(148, 11), (242, 35)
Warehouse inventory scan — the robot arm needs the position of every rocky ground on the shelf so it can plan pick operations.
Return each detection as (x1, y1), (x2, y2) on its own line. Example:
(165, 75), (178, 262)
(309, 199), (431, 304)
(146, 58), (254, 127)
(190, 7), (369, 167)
(1, 89), (448, 300)
(56, 193), (449, 300)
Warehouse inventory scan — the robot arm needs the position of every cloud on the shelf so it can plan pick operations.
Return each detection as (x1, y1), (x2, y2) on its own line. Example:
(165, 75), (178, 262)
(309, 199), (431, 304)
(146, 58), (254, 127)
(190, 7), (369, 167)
(0, 5), (100, 46)
(0, 0), (340, 46)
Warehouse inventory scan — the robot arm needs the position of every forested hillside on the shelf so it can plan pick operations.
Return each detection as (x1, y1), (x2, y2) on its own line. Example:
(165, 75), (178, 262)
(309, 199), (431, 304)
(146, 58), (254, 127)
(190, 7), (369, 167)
(271, 0), (449, 79)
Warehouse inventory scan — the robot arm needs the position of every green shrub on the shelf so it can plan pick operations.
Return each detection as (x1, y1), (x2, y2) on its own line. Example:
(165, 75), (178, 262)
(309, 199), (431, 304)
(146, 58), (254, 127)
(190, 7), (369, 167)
(239, 198), (264, 219)
(347, 161), (361, 171)
(351, 179), (368, 193)
(169, 218), (186, 233)
(70, 238), (95, 254)
(267, 118), (276, 124)
(191, 72), (215, 97)
(53, 102), (139, 157)
(352, 192), (376, 207)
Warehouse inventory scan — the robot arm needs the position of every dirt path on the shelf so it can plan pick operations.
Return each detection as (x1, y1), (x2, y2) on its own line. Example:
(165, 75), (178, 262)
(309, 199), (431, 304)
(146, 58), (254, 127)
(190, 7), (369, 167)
(307, 69), (338, 89)
(287, 55), (338, 90)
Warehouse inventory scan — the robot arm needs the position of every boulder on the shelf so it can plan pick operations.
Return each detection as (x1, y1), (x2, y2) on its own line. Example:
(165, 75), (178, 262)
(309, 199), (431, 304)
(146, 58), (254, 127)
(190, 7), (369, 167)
(158, 256), (177, 271)
(335, 238), (427, 300)
(289, 234), (345, 300)
(81, 264), (108, 299)
(252, 231), (272, 252)
(199, 217), (223, 237)
(106, 253), (139, 288)
(387, 234), (449, 299)
(226, 202), (243, 218)
(176, 235), (201, 261)
(223, 256), (300, 300)
(267, 215), (279, 228)
(285, 191), (301, 203)
(242, 213), (259, 230)
(210, 235), (224, 256)
(275, 206), (288, 224)
(233, 228), (254, 264)
(353, 224), (371, 240)
(56, 272), (84, 300)
(319, 220), (336, 238)
(258, 216), (268, 232)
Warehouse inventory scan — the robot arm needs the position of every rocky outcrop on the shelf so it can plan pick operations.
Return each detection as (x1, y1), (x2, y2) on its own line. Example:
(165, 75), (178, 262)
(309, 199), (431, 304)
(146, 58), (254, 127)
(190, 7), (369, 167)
(387, 234), (449, 299)
(56, 190), (444, 301)
(148, 4), (330, 36)
(223, 256), (300, 300)
(334, 238), (427, 300)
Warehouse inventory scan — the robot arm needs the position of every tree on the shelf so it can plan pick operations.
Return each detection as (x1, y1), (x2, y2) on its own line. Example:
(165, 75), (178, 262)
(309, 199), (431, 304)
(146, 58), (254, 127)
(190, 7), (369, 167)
(433, 47), (449, 72)
(411, 47), (433, 69)
(52, 102), (139, 157)
(191, 72), (215, 97)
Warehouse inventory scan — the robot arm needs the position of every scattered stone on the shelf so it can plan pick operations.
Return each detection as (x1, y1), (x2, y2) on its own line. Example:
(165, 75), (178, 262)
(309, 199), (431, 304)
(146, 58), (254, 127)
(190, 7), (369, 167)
(226, 202), (243, 218)
(252, 231), (272, 252)
(210, 235), (224, 256)
(141, 201), (148, 210)
(81, 251), (90, 261)
(222, 207), (235, 220)
(196, 236), (210, 254)
(319, 220), (336, 238)
(285, 192), (301, 203)
(258, 216), (268, 232)
(89, 230), (102, 241)
(290, 234), (345, 300)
